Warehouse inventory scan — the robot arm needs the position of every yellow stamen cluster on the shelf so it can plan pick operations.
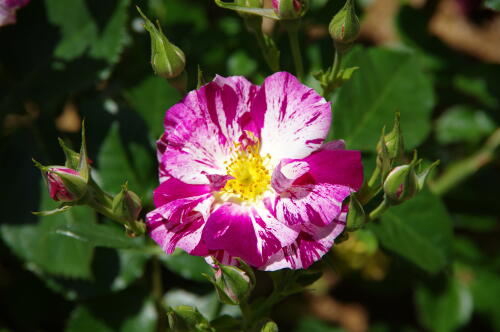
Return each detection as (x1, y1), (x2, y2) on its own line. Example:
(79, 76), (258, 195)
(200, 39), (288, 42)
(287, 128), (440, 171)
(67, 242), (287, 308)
(221, 135), (271, 202)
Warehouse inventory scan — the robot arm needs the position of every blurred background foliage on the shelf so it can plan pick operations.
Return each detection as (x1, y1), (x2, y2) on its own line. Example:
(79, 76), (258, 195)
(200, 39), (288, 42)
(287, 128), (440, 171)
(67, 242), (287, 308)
(0, 0), (499, 331)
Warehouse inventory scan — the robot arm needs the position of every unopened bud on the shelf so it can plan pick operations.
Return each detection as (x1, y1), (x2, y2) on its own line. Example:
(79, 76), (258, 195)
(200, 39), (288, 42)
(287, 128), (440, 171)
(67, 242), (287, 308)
(377, 113), (404, 162)
(137, 7), (186, 79)
(38, 165), (87, 202)
(329, 0), (360, 45)
(272, 0), (306, 19)
(261, 320), (279, 332)
(205, 258), (255, 305)
(383, 161), (418, 205)
(112, 183), (142, 223)
(167, 305), (211, 332)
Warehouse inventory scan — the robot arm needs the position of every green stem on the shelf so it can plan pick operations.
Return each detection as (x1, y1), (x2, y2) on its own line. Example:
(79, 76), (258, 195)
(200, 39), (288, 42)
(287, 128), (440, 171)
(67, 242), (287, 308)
(358, 166), (382, 205)
(329, 45), (343, 82)
(322, 44), (344, 97)
(239, 299), (252, 331)
(254, 31), (280, 72)
(431, 127), (500, 195)
(367, 198), (389, 222)
(152, 256), (167, 332)
(283, 20), (304, 80)
(83, 180), (145, 235)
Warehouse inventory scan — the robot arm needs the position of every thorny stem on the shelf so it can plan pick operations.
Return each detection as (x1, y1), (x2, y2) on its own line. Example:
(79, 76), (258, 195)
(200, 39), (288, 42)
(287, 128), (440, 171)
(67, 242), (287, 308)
(431, 127), (500, 195)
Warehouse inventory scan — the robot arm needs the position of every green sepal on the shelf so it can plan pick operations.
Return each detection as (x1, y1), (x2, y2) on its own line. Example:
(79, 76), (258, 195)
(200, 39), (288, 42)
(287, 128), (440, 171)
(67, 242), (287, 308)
(377, 112), (404, 162)
(376, 127), (392, 180)
(137, 6), (186, 79)
(261, 33), (281, 72)
(112, 182), (143, 223)
(260, 320), (279, 332)
(416, 159), (440, 191)
(32, 158), (48, 172)
(383, 152), (419, 205)
(329, 0), (360, 44)
(167, 305), (214, 332)
(197, 65), (206, 89)
(278, 0), (298, 19)
(314, 66), (359, 94)
(58, 138), (80, 170)
(346, 194), (365, 231)
(32, 204), (73, 216)
(214, 0), (279, 20)
(55, 169), (89, 201)
(204, 257), (254, 305)
(77, 120), (90, 182)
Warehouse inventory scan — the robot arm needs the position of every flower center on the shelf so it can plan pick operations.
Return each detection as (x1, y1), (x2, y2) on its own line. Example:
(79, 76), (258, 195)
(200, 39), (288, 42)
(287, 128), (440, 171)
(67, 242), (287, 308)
(221, 135), (271, 202)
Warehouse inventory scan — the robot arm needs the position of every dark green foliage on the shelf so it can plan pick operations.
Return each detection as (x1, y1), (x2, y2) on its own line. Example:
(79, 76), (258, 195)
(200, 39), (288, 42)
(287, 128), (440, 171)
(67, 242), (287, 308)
(1, 0), (499, 331)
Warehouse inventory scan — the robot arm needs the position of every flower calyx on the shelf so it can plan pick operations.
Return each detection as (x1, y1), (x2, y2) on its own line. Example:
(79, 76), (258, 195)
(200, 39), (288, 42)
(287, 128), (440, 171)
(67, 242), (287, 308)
(167, 305), (214, 332)
(204, 258), (255, 305)
(329, 0), (360, 47)
(214, 0), (307, 20)
(35, 163), (88, 203)
(383, 153), (439, 205)
(272, 0), (308, 20)
(377, 112), (404, 163)
(346, 194), (366, 231)
(137, 6), (186, 80)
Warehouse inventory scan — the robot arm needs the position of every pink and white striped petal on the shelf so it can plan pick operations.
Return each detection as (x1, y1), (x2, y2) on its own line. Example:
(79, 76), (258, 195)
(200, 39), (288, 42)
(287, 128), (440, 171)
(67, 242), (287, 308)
(261, 207), (347, 271)
(266, 183), (352, 227)
(159, 76), (257, 184)
(146, 186), (214, 256)
(250, 72), (331, 165)
(201, 203), (299, 267)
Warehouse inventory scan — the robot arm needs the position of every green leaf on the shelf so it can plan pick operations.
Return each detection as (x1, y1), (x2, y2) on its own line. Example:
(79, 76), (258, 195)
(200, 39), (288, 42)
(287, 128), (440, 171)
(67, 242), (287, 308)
(470, 269), (500, 330)
(435, 105), (496, 145)
(54, 221), (142, 249)
(330, 46), (434, 150)
(368, 190), (453, 273)
(453, 75), (498, 109)
(45, 0), (130, 66)
(160, 249), (212, 283)
(65, 288), (156, 332)
(1, 182), (95, 279)
(415, 278), (473, 332)
(124, 76), (181, 139)
(165, 289), (221, 321)
(295, 317), (346, 332)
(97, 122), (153, 197)
(484, 0), (500, 11)
(227, 50), (258, 77)
(214, 0), (279, 19)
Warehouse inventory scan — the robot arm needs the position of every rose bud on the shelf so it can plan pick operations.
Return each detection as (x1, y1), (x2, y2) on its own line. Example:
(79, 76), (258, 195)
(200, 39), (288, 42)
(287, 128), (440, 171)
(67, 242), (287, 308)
(383, 163), (418, 205)
(112, 183), (142, 223)
(272, 0), (305, 20)
(43, 166), (88, 202)
(136, 6), (186, 80)
(205, 258), (255, 305)
(329, 0), (360, 45)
